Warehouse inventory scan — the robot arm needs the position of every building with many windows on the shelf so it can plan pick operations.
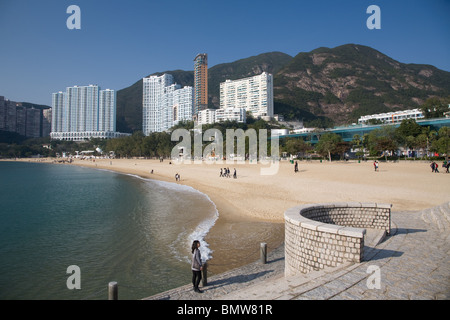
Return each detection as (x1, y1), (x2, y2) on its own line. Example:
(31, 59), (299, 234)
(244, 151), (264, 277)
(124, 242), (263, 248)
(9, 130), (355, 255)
(99, 89), (116, 132)
(0, 96), (51, 138)
(197, 108), (216, 125)
(215, 107), (246, 123)
(50, 85), (119, 141)
(357, 108), (424, 125)
(142, 74), (193, 135)
(173, 86), (194, 126)
(194, 53), (208, 115)
(220, 72), (274, 119)
(51, 92), (64, 133)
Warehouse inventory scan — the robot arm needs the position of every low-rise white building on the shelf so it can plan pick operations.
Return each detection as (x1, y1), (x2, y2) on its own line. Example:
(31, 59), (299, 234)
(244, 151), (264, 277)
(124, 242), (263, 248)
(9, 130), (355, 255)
(215, 107), (246, 123)
(197, 108), (216, 125)
(358, 108), (424, 125)
(271, 128), (290, 136)
(50, 131), (130, 141)
(291, 127), (317, 134)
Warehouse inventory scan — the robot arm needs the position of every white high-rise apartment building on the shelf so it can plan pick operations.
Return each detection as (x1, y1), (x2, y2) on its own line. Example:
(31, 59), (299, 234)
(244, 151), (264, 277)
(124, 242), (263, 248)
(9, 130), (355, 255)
(51, 91), (65, 133)
(173, 86), (194, 125)
(51, 85), (118, 141)
(143, 74), (173, 135)
(220, 72), (274, 119)
(65, 85), (99, 132)
(142, 74), (193, 135)
(99, 89), (116, 132)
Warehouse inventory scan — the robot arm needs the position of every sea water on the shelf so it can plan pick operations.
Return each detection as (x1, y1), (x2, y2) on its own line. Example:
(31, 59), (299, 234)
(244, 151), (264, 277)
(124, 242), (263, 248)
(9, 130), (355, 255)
(0, 161), (217, 300)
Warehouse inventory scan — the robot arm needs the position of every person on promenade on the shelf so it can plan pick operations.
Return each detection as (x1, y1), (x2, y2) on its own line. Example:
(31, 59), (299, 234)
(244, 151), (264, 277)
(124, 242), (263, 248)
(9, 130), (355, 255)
(373, 160), (379, 171)
(430, 162), (435, 172)
(294, 161), (298, 173)
(220, 168), (223, 177)
(233, 168), (237, 179)
(191, 240), (203, 293)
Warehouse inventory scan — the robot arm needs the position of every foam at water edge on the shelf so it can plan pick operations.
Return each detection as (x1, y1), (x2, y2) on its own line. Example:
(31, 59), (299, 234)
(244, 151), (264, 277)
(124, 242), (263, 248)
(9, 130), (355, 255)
(109, 171), (219, 263)
(187, 205), (219, 263)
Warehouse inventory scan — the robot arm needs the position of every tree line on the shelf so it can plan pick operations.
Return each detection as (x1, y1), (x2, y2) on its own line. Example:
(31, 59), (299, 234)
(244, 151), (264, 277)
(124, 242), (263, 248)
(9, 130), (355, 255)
(307, 119), (449, 161)
(1, 118), (448, 160)
(1, 96), (448, 160)
(101, 119), (449, 161)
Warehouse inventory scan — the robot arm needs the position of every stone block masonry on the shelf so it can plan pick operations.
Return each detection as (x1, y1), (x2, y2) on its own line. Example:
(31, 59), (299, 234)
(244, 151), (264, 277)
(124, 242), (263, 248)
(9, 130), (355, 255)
(284, 202), (391, 276)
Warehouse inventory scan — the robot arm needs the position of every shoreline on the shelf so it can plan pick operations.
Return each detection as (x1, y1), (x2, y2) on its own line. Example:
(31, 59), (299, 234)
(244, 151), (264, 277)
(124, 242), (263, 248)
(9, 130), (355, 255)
(3, 158), (286, 275)
(4, 157), (449, 276)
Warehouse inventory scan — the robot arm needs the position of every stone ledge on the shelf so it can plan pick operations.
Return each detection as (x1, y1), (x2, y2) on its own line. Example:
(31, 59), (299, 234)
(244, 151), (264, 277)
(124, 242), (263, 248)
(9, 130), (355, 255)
(338, 226), (366, 238)
(284, 202), (392, 277)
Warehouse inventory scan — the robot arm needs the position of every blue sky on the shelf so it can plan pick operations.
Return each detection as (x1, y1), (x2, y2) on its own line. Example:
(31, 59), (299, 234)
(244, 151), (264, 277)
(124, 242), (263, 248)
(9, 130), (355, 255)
(0, 0), (449, 106)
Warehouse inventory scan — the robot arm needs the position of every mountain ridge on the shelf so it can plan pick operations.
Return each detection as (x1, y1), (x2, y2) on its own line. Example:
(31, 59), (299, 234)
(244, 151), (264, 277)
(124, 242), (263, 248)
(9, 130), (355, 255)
(116, 44), (450, 132)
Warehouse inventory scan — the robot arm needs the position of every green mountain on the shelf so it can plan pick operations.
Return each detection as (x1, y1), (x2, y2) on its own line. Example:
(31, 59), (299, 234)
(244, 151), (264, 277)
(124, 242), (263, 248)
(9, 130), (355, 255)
(116, 44), (450, 132)
(274, 44), (450, 125)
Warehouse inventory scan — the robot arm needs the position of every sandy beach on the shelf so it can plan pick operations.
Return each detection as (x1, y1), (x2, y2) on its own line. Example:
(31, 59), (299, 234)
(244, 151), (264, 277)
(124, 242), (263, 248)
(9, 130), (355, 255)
(13, 158), (449, 275)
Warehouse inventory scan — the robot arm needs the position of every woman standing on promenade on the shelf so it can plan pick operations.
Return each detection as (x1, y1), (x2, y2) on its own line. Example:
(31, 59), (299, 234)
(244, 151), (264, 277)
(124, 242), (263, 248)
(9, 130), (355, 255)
(191, 240), (203, 293)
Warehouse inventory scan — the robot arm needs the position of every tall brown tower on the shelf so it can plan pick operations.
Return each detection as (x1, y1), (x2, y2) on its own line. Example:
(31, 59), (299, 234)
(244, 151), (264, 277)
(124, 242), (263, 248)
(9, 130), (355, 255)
(194, 53), (208, 115)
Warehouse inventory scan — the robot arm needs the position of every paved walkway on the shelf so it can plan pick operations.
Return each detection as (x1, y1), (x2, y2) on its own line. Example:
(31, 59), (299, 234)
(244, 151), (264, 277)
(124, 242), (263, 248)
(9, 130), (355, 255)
(144, 202), (450, 300)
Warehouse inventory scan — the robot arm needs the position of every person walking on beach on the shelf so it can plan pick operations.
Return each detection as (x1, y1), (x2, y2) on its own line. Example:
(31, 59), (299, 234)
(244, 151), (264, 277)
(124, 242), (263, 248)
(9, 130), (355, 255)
(220, 168), (223, 177)
(191, 240), (203, 293)
(294, 161), (298, 173)
(430, 162), (435, 173)
(233, 168), (237, 179)
(373, 160), (379, 172)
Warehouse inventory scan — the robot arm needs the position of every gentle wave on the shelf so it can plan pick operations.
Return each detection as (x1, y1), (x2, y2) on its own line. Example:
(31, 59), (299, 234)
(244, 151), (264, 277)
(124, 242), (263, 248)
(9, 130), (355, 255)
(100, 170), (219, 262)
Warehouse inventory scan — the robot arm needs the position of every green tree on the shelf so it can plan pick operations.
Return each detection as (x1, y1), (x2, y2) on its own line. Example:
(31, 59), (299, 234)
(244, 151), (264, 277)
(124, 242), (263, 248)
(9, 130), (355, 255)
(420, 97), (450, 119)
(315, 133), (342, 162)
(283, 137), (312, 158)
(367, 126), (398, 159)
(335, 141), (351, 160)
(430, 127), (450, 155)
(396, 119), (422, 140)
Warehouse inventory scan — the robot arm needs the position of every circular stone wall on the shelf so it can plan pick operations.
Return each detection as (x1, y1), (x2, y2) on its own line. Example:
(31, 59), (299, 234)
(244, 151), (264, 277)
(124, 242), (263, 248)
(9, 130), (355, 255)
(284, 202), (391, 276)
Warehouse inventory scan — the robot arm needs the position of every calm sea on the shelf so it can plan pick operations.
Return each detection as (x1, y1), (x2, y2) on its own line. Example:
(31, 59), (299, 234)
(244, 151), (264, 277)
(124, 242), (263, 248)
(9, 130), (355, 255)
(0, 161), (217, 300)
